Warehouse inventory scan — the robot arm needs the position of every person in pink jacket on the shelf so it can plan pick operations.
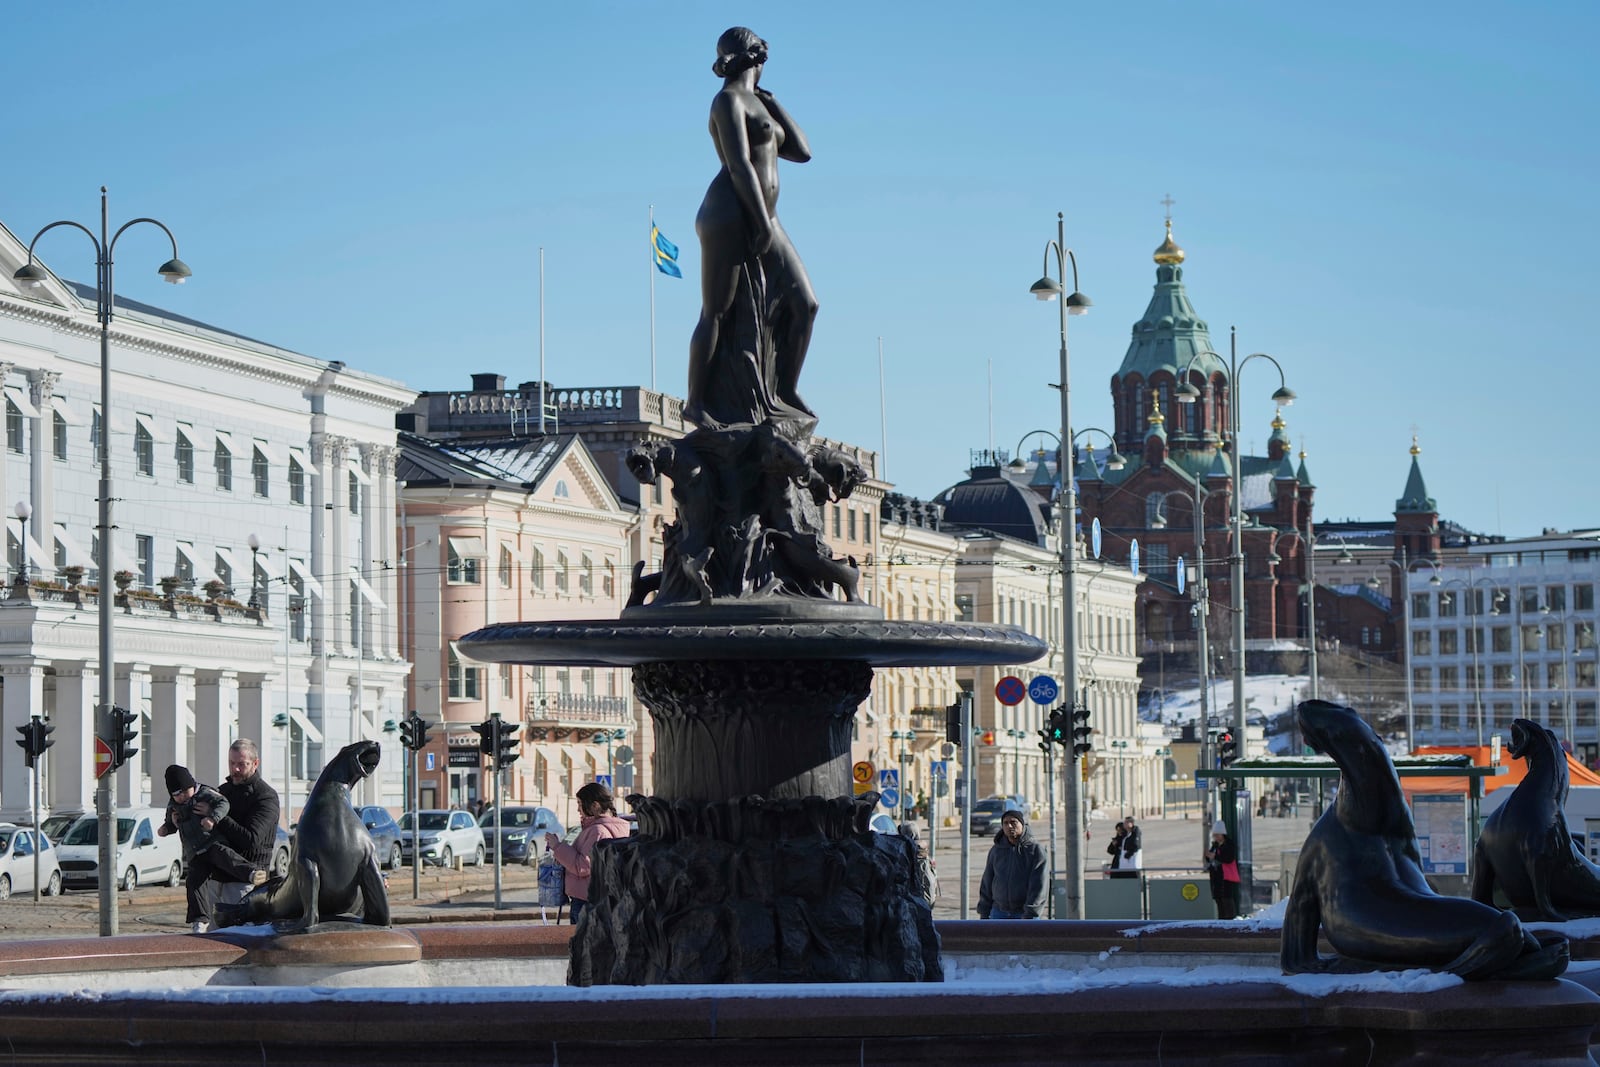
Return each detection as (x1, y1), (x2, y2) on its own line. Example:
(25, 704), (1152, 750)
(544, 781), (631, 924)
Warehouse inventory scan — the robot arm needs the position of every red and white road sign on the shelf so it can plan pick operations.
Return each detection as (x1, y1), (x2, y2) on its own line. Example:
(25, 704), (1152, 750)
(93, 737), (113, 778)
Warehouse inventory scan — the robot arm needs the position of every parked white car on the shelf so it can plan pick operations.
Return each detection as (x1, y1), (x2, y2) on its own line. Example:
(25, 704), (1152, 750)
(0, 824), (61, 898)
(56, 808), (185, 891)
(400, 809), (485, 868)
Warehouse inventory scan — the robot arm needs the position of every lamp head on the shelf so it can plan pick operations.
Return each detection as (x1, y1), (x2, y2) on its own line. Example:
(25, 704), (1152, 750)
(1104, 446), (1127, 471)
(247, 533), (261, 552)
(157, 258), (192, 285)
(1029, 275), (1062, 301)
(12, 263), (48, 290)
(12, 501), (30, 521)
(1064, 290), (1092, 316)
(1175, 381), (1200, 404)
(1272, 385), (1296, 406)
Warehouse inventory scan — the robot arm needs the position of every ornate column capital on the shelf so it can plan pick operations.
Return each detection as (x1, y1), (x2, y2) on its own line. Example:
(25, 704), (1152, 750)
(28, 370), (60, 406)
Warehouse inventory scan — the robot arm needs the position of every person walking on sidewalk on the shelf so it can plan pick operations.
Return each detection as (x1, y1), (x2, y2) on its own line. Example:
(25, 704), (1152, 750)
(977, 809), (1046, 919)
(1109, 816), (1142, 879)
(1205, 821), (1241, 919)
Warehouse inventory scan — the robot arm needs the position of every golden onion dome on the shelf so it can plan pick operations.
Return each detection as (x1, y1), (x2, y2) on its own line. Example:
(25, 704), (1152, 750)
(1148, 389), (1164, 425)
(1271, 410), (1286, 431)
(1410, 434), (1421, 456)
(1154, 219), (1185, 265)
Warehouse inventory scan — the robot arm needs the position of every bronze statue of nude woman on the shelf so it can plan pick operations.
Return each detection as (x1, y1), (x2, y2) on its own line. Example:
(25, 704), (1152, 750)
(684, 27), (819, 430)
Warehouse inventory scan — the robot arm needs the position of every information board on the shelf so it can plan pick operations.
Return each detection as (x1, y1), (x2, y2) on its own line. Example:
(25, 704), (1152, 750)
(1412, 793), (1468, 875)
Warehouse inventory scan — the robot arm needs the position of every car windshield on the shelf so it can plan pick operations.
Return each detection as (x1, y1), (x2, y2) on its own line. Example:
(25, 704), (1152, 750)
(0, 830), (11, 852)
(403, 813), (449, 832)
(974, 800), (1007, 814)
(61, 818), (136, 846)
(480, 809), (535, 828)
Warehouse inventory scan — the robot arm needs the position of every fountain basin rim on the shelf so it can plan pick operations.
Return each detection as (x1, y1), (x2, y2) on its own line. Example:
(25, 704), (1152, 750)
(458, 617), (1048, 668)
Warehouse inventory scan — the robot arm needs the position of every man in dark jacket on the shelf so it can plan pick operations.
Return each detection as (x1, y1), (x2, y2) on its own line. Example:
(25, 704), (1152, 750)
(198, 739), (280, 925)
(977, 809), (1047, 919)
(1110, 815), (1143, 878)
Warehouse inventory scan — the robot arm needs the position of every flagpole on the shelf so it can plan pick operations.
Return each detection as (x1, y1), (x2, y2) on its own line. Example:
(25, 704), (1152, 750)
(649, 205), (657, 392)
(539, 246), (547, 435)
(877, 337), (888, 482)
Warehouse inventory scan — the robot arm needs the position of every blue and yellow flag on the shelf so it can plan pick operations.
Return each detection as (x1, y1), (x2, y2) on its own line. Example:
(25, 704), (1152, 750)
(652, 225), (682, 278)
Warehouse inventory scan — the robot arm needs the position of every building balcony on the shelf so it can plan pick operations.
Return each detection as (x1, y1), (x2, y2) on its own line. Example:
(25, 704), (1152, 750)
(525, 692), (632, 738)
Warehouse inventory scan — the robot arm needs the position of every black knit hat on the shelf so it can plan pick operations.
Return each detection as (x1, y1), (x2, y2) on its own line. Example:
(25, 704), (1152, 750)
(165, 765), (196, 795)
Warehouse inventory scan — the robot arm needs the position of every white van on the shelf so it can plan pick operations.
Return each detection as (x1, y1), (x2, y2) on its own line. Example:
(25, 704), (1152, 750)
(56, 807), (185, 891)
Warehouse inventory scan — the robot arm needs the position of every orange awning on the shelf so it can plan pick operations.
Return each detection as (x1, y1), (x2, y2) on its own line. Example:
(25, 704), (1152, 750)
(1403, 745), (1600, 796)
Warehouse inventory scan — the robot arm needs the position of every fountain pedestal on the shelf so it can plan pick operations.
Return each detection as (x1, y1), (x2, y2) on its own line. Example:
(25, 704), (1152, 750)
(462, 617), (1045, 985)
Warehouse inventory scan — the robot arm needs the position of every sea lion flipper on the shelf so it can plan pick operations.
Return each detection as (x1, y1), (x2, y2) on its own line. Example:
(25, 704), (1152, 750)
(1469, 838), (1496, 907)
(357, 856), (390, 927)
(1280, 879), (1329, 974)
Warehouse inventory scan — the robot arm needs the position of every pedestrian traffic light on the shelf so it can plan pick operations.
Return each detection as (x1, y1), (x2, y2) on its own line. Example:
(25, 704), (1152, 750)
(1047, 709), (1068, 745)
(495, 718), (521, 769)
(109, 705), (138, 770)
(1071, 706), (1093, 757)
(1218, 731), (1237, 767)
(14, 716), (53, 769)
(472, 718), (495, 755)
(399, 713), (430, 752)
(945, 701), (962, 744)
(980, 730), (996, 746)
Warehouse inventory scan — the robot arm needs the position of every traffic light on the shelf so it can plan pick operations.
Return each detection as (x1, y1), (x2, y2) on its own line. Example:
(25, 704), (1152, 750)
(495, 718), (521, 769)
(109, 705), (138, 770)
(1218, 731), (1238, 767)
(472, 718), (496, 756)
(399, 713), (430, 752)
(980, 730), (996, 746)
(1047, 709), (1068, 746)
(1071, 706), (1092, 757)
(945, 701), (962, 744)
(14, 716), (53, 769)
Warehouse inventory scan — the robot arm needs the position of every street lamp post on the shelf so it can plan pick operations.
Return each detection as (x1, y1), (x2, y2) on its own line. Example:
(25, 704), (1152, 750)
(12, 501), (32, 586)
(1005, 728), (1026, 797)
(1028, 212), (1092, 918)
(1150, 484), (1211, 853)
(1176, 329), (1295, 771)
(14, 188), (190, 937)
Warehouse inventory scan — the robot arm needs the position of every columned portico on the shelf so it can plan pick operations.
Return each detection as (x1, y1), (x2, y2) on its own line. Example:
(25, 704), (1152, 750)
(193, 669), (239, 787)
(143, 665), (184, 802)
(0, 660), (45, 821)
(50, 660), (96, 814)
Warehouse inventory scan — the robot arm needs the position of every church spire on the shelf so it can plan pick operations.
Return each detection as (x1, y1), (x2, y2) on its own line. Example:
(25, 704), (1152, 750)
(1394, 434), (1436, 513)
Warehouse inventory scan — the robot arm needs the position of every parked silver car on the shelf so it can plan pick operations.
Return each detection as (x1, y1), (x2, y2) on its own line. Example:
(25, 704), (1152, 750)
(399, 809), (485, 868)
(0, 824), (61, 899)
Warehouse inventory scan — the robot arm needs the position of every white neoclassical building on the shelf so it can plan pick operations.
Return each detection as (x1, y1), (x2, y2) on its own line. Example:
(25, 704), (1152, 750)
(0, 217), (415, 822)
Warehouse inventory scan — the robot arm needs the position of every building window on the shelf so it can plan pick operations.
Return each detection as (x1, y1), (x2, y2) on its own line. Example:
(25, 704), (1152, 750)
(1492, 627), (1512, 653)
(955, 593), (975, 623)
(556, 551), (569, 593)
(1437, 593), (1457, 619)
(1548, 586), (1567, 612)
(134, 420), (154, 476)
(1579, 661), (1598, 688)
(252, 447), (270, 497)
(348, 471), (360, 512)
(174, 545), (194, 588)
(1438, 628), (1459, 655)
(448, 648), (481, 700)
(580, 553), (593, 595)
(1521, 587), (1540, 613)
(863, 511), (872, 544)
(1520, 625), (1540, 653)
(175, 429), (195, 483)
(447, 545), (481, 584)
(603, 560), (615, 598)
(214, 440), (232, 491)
(1360, 626), (1370, 646)
(1410, 593), (1430, 620)
(53, 532), (66, 573)
(6, 398), (22, 454)
(832, 506), (842, 538)
(288, 458), (306, 504)
(1548, 662), (1565, 689)
(1579, 623), (1597, 651)
(1493, 664), (1515, 689)
(214, 550), (233, 593)
(847, 509), (857, 541)
(1439, 665), (1460, 692)
(136, 534), (154, 589)
(498, 545), (513, 588)
(52, 412), (67, 462)
(530, 547), (545, 592)
(500, 664), (513, 699)
(1576, 584), (1595, 611)
(1412, 667), (1431, 691)
(91, 409), (101, 454)
(554, 480), (570, 499)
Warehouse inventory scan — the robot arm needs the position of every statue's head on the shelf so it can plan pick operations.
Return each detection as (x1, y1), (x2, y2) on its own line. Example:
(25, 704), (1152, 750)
(713, 27), (767, 79)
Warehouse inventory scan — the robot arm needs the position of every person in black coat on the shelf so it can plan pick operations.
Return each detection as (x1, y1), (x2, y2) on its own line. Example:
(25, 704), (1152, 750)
(1205, 822), (1240, 919)
(978, 810), (1047, 919)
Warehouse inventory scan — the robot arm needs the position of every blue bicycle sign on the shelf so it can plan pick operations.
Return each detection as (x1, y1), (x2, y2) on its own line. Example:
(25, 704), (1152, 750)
(1028, 676), (1060, 705)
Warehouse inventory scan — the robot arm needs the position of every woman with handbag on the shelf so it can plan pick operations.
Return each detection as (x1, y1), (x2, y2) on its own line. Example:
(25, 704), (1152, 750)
(1205, 822), (1241, 920)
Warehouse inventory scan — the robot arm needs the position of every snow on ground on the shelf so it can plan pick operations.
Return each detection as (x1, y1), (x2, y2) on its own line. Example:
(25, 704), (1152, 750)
(1142, 675), (1411, 757)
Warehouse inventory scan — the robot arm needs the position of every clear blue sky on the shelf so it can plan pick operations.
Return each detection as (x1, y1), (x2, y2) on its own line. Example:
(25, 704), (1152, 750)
(6, 2), (1592, 538)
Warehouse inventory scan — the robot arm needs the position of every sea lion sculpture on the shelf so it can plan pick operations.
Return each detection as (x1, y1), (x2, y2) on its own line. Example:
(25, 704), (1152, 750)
(214, 740), (390, 933)
(1282, 700), (1567, 980)
(1472, 718), (1600, 920)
